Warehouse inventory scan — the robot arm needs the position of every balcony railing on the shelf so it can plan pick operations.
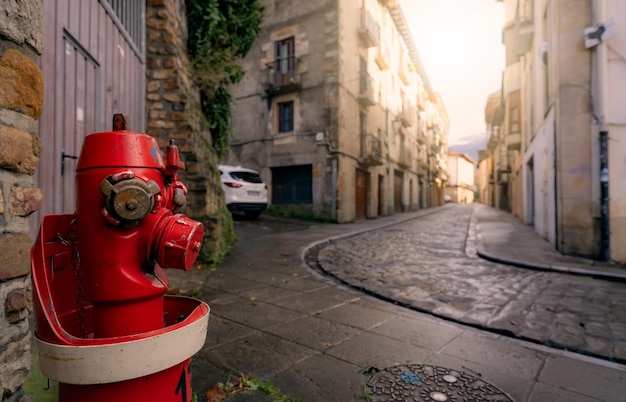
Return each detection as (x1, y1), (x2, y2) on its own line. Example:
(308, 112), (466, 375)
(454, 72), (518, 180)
(358, 8), (379, 48)
(266, 56), (300, 96)
(359, 133), (383, 166)
(375, 44), (390, 70)
(358, 71), (376, 107)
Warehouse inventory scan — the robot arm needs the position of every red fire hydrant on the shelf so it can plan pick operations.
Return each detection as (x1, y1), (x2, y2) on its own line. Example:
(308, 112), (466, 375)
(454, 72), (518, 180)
(31, 114), (210, 402)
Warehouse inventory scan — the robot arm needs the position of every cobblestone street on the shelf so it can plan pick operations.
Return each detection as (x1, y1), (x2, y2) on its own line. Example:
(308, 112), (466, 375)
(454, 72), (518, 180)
(312, 204), (626, 363)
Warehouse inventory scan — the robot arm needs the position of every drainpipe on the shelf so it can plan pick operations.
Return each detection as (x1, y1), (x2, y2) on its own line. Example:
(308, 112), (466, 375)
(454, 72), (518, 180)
(593, 0), (609, 261)
(600, 131), (609, 261)
(331, 157), (337, 220)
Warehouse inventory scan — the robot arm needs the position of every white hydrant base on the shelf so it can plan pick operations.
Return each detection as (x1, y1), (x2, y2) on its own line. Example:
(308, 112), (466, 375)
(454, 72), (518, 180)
(36, 305), (210, 385)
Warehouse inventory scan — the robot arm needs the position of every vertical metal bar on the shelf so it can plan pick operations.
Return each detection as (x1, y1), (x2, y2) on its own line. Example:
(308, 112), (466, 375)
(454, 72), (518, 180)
(599, 131), (610, 261)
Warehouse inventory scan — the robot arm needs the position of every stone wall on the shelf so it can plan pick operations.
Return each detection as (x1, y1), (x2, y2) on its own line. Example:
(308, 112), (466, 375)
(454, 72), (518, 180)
(0, 1), (44, 401)
(145, 0), (234, 262)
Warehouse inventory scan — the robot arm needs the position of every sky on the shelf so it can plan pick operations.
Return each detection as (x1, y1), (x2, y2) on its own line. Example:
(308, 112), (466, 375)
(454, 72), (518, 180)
(399, 0), (505, 148)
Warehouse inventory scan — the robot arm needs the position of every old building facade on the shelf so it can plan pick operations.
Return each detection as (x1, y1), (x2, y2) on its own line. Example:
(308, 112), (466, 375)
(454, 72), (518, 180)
(445, 151), (476, 204)
(226, 0), (448, 222)
(481, 0), (626, 263)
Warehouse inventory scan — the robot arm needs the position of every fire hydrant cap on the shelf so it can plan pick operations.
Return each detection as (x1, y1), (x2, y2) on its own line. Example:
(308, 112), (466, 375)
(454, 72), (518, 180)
(77, 131), (165, 170)
(156, 214), (204, 270)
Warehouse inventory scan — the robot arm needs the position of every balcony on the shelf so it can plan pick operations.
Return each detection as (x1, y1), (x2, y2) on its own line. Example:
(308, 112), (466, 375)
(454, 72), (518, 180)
(375, 43), (390, 70)
(359, 133), (383, 166)
(398, 62), (410, 85)
(516, 18), (534, 55)
(358, 71), (376, 107)
(358, 8), (379, 48)
(266, 56), (300, 96)
(416, 90), (427, 111)
(397, 148), (413, 168)
(399, 102), (413, 127)
(506, 132), (521, 151)
(416, 160), (428, 176)
(416, 127), (427, 144)
(516, 0), (534, 55)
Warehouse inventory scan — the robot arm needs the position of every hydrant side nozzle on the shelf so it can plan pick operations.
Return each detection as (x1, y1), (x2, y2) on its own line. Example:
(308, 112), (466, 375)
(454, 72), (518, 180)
(153, 214), (204, 270)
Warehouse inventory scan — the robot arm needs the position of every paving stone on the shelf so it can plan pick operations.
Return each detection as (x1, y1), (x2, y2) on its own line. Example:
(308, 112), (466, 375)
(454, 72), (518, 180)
(200, 332), (314, 378)
(538, 355), (626, 401)
(315, 301), (394, 330)
(325, 331), (434, 369)
(368, 315), (463, 351)
(264, 315), (360, 350)
(271, 354), (365, 401)
(214, 297), (304, 330)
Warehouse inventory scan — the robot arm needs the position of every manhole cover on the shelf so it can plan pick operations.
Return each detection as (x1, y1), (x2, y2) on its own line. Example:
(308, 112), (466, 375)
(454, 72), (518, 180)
(365, 364), (513, 401)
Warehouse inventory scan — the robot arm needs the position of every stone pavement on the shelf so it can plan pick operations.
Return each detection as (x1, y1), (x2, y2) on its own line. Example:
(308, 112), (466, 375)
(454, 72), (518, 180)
(163, 204), (626, 402)
(314, 203), (626, 364)
(26, 204), (626, 401)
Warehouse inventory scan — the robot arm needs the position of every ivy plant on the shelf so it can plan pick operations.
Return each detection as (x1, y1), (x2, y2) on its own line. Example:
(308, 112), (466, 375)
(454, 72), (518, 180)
(186, 0), (264, 158)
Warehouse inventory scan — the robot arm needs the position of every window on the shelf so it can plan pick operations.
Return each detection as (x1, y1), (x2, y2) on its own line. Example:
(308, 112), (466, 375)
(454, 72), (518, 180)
(277, 101), (294, 132)
(272, 165), (313, 204)
(274, 37), (295, 86)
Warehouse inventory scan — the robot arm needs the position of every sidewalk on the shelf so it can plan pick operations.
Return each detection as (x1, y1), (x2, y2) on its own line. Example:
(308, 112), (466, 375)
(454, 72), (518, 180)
(474, 204), (626, 281)
(167, 205), (626, 402)
(25, 205), (626, 401)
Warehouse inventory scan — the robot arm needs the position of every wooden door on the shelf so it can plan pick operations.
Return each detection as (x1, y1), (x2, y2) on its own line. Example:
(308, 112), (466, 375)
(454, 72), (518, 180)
(394, 170), (402, 213)
(355, 170), (368, 220)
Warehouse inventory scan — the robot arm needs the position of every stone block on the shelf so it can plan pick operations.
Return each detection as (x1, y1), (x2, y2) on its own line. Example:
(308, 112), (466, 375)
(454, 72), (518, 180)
(147, 120), (174, 129)
(0, 125), (41, 174)
(0, 49), (44, 119)
(146, 17), (167, 30)
(149, 110), (167, 119)
(5, 289), (31, 324)
(146, 80), (161, 92)
(163, 79), (180, 90)
(0, 234), (32, 280)
(0, 0), (44, 53)
(163, 92), (184, 103)
(169, 112), (187, 121)
(9, 185), (42, 216)
(0, 329), (30, 397)
(152, 69), (177, 80)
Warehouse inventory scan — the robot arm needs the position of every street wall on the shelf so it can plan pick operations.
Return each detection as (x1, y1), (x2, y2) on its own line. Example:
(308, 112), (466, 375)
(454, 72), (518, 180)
(0, 1), (45, 400)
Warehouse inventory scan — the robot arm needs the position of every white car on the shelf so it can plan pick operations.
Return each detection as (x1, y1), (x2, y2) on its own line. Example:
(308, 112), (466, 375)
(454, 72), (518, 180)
(218, 164), (268, 219)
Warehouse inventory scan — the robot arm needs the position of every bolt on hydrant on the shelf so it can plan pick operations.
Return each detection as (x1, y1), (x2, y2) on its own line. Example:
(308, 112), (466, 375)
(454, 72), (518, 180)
(31, 114), (210, 402)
